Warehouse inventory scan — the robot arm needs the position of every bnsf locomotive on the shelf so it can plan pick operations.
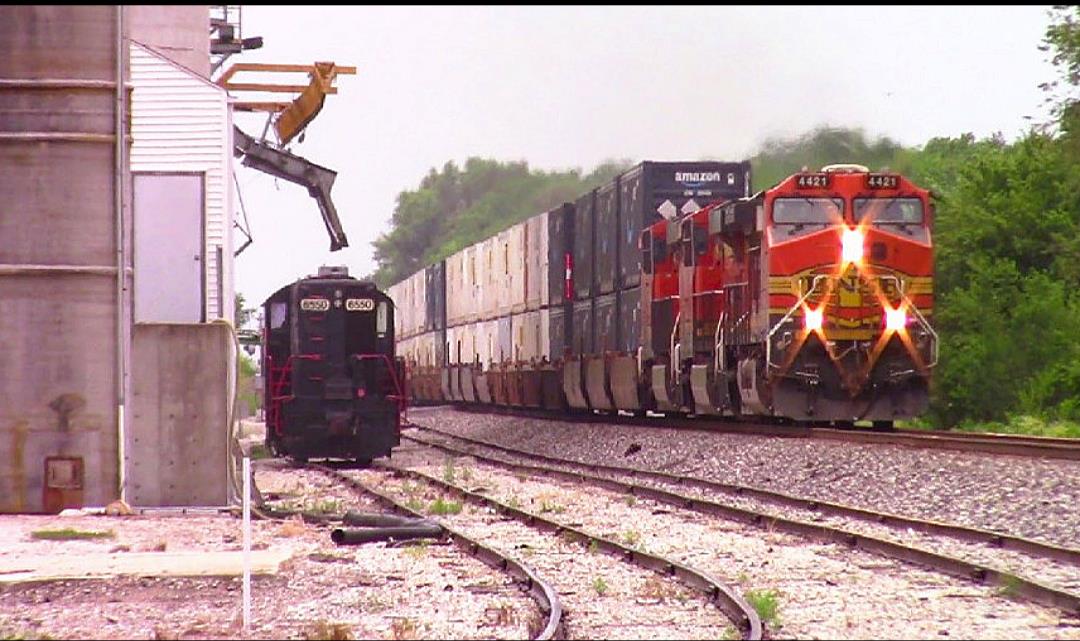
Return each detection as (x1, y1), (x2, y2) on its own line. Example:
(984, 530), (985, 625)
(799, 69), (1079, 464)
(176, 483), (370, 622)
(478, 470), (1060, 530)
(262, 266), (405, 464)
(391, 161), (935, 427)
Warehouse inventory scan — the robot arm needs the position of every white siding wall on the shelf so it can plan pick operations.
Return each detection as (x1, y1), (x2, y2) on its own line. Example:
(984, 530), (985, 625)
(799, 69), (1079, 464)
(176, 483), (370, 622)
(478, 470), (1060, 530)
(130, 41), (233, 322)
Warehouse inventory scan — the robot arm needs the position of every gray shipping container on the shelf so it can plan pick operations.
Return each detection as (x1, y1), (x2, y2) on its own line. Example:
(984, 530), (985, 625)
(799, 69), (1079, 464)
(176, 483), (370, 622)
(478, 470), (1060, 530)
(617, 285), (641, 355)
(571, 298), (594, 355)
(548, 306), (569, 361)
(546, 203), (573, 306)
(595, 181), (619, 295)
(573, 190), (595, 300)
(594, 291), (618, 353)
(617, 160), (751, 289)
(425, 261), (446, 330)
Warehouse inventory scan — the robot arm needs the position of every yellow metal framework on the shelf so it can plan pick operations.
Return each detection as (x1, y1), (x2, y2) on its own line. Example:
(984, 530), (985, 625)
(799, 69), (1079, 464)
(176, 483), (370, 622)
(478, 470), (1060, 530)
(216, 62), (356, 146)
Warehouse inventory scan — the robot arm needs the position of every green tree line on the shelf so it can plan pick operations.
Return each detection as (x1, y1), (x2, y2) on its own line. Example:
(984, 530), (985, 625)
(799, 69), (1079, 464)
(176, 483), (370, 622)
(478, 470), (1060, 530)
(368, 8), (1080, 433)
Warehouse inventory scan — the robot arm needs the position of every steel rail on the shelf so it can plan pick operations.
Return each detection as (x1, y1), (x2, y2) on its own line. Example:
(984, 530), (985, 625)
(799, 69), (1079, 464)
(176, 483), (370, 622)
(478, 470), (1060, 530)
(409, 423), (1080, 566)
(366, 459), (763, 640)
(311, 464), (566, 641)
(452, 403), (1080, 461)
(403, 427), (1080, 616)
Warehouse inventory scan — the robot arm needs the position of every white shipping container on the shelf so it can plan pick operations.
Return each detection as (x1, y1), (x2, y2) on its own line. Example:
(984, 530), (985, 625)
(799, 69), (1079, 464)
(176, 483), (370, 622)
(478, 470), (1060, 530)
(525, 212), (547, 311)
(508, 221), (527, 314)
(479, 238), (497, 320)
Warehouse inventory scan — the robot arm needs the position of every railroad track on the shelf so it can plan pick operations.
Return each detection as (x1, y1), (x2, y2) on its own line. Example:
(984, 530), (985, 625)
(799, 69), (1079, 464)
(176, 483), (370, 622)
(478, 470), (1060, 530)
(404, 421), (1080, 618)
(321, 451), (763, 640)
(309, 463), (566, 640)
(433, 404), (1080, 460)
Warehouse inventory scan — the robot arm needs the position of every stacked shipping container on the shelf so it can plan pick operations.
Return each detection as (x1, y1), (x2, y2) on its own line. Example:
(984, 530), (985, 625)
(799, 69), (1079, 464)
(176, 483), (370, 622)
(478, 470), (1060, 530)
(389, 160), (751, 407)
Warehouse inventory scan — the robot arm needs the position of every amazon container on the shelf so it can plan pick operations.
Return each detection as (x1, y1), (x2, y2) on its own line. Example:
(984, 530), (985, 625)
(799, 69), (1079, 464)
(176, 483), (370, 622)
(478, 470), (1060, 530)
(617, 160), (751, 290)
(573, 190), (595, 300)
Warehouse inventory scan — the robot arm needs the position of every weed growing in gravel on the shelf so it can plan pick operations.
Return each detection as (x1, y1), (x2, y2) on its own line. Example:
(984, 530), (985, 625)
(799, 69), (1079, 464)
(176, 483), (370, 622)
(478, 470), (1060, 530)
(404, 496), (424, 513)
(442, 459), (456, 484)
(404, 540), (430, 559)
(622, 530), (642, 549)
(539, 500), (564, 514)
(307, 499), (342, 515)
(30, 528), (114, 541)
(504, 495), (521, 510)
(592, 576), (609, 596)
(722, 626), (742, 640)
(300, 620), (352, 640)
(460, 463), (474, 483)
(737, 572), (750, 584)
(248, 442), (272, 460)
(427, 497), (463, 515)
(997, 573), (1023, 599)
(639, 575), (675, 600)
(624, 495), (637, 507)
(745, 589), (780, 626)
(588, 539), (599, 554)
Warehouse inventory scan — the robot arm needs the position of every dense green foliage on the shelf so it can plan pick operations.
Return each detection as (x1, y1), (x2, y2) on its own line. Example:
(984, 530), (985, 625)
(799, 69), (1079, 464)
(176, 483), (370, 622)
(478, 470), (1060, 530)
(365, 11), (1080, 431)
(371, 158), (631, 287)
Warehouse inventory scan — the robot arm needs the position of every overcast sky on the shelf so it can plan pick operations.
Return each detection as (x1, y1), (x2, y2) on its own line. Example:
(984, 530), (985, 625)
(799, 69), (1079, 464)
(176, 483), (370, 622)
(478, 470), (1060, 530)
(229, 5), (1059, 314)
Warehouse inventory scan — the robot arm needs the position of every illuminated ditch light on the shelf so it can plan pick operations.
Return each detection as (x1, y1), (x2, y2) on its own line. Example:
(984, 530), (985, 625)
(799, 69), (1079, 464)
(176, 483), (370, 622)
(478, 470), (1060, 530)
(885, 305), (907, 332)
(841, 227), (864, 264)
(804, 306), (824, 331)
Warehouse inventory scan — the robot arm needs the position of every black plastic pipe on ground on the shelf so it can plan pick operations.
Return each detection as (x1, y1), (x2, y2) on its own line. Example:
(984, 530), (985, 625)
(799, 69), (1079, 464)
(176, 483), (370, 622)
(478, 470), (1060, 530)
(331, 524), (444, 545)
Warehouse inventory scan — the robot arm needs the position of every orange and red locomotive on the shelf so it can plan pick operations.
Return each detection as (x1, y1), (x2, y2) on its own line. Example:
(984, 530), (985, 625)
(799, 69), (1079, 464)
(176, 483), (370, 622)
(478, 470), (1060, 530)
(394, 161), (936, 427)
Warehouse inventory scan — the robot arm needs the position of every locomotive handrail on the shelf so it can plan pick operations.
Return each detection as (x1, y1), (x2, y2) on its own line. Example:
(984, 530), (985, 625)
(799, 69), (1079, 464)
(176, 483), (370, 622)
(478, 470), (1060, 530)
(669, 311), (681, 384)
(266, 353), (323, 436)
(714, 312), (726, 373)
(765, 274), (831, 372)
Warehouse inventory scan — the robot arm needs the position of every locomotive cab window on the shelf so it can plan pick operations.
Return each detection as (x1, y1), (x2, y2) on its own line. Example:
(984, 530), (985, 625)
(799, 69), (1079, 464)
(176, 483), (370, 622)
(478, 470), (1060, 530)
(269, 302), (287, 329)
(376, 301), (389, 337)
(854, 197), (928, 242)
(771, 197), (842, 241)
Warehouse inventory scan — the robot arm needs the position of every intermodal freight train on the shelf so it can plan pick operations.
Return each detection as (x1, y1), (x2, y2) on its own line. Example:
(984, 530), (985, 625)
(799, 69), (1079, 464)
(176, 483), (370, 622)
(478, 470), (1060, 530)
(390, 161), (936, 427)
(262, 266), (406, 464)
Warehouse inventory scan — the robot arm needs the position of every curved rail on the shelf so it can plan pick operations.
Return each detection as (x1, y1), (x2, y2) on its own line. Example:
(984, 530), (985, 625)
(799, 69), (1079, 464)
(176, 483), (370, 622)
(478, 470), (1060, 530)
(404, 425), (1080, 616)
(370, 459), (763, 640)
(311, 464), (566, 640)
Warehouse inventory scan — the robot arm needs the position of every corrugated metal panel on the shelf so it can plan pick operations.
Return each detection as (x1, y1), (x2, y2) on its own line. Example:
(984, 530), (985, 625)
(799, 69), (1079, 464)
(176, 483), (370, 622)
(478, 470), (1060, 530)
(496, 230), (512, 316)
(130, 42), (232, 321)
(508, 222), (526, 313)
(479, 238), (497, 320)
(517, 310), (542, 363)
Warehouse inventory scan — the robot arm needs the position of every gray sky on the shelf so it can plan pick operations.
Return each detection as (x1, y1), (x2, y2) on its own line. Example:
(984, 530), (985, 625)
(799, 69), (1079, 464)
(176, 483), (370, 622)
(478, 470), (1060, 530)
(230, 5), (1059, 314)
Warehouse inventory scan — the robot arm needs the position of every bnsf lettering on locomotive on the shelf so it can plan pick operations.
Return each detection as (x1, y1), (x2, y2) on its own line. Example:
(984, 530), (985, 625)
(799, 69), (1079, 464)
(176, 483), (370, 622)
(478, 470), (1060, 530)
(299, 298), (330, 311)
(346, 298), (376, 311)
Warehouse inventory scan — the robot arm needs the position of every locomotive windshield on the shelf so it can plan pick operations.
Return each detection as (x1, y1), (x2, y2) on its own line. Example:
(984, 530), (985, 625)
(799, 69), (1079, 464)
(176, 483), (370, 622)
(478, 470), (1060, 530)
(853, 197), (923, 224)
(854, 197), (928, 242)
(772, 197), (843, 241)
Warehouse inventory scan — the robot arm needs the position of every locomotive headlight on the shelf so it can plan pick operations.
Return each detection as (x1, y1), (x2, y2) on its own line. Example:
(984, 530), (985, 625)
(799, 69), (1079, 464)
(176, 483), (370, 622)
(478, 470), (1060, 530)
(841, 227), (864, 264)
(884, 305), (907, 332)
(804, 306), (824, 331)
